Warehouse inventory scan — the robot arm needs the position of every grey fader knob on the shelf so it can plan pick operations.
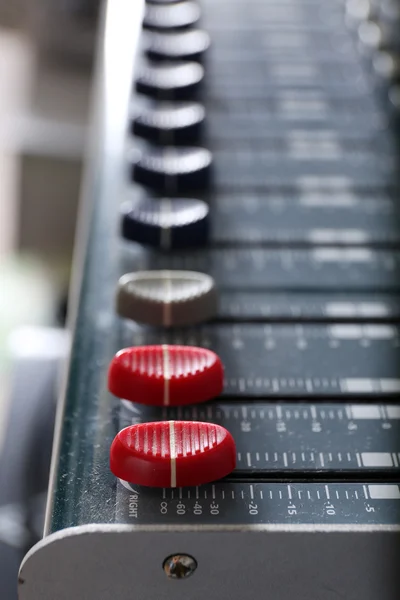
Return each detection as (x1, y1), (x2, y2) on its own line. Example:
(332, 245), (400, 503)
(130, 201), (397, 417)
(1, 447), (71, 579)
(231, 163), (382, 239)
(116, 270), (217, 327)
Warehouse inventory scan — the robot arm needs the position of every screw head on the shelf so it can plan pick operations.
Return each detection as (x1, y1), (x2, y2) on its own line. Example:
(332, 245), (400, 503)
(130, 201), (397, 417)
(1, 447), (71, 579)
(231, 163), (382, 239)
(163, 554), (197, 579)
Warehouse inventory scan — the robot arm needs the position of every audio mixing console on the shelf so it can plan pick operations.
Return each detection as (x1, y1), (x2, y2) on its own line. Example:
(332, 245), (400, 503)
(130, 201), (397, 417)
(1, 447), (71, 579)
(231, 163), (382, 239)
(19, 0), (400, 599)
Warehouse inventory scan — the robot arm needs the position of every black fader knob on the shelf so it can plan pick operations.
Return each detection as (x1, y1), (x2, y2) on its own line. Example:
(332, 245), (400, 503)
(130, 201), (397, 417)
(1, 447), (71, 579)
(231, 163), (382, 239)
(136, 61), (204, 100)
(146, 0), (183, 4)
(121, 197), (209, 250)
(131, 146), (212, 193)
(132, 102), (205, 144)
(143, 1), (201, 31)
(144, 29), (210, 61)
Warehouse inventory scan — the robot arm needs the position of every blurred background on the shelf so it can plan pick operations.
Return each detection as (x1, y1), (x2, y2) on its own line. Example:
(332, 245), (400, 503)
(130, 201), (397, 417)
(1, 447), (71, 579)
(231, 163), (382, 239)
(0, 1), (100, 597)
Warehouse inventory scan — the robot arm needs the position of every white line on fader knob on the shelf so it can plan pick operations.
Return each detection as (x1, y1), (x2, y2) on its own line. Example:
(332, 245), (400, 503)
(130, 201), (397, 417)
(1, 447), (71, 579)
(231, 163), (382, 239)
(169, 421), (177, 487)
(162, 344), (170, 406)
(162, 270), (173, 327)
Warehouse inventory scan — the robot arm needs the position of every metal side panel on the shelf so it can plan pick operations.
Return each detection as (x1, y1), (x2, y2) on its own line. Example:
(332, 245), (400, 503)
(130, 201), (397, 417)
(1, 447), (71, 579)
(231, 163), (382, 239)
(18, 524), (400, 600)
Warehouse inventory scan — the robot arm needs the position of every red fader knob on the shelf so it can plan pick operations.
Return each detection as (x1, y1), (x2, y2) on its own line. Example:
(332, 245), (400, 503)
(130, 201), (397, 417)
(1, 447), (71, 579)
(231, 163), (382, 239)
(108, 345), (224, 406)
(110, 421), (236, 487)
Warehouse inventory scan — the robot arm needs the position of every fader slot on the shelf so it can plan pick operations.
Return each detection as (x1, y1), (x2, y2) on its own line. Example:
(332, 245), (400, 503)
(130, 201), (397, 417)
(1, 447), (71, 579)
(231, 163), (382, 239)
(119, 322), (400, 398)
(120, 245), (400, 291)
(217, 291), (400, 322)
(208, 191), (400, 246)
(119, 401), (400, 475)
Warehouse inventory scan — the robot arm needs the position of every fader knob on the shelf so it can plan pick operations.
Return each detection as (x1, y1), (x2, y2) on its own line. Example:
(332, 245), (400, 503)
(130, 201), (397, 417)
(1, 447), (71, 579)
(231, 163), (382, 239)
(131, 146), (212, 193)
(116, 270), (217, 326)
(143, 1), (201, 31)
(144, 29), (210, 61)
(121, 197), (209, 249)
(146, 0), (183, 4)
(110, 421), (236, 487)
(108, 345), (223, 406)
(389, 85), (400, 112)
(136, 61), (204, 99)
(373, 51), (400, 82)
(132, 102), (205, 144)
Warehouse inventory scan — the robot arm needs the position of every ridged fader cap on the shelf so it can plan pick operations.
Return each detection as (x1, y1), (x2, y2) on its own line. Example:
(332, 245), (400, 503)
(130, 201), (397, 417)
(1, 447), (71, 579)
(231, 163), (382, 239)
(121, 197), (209, 250)
(131, 146), (211, 193)
(136, 62), (204, 100)
(144, 29), (210, 62)
(132, 101), (205, 144)
(110, 421), (236, 487)
(108, 345), (223, 406)
(116, 270), (217, 327)
(143, 2), (201, 31)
